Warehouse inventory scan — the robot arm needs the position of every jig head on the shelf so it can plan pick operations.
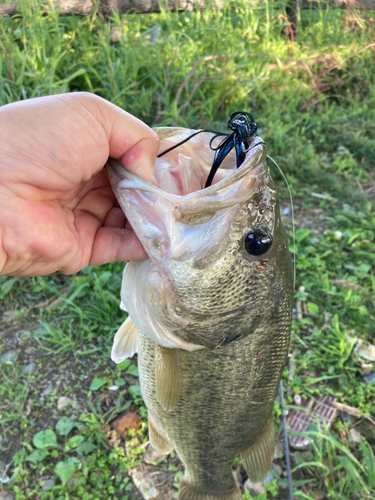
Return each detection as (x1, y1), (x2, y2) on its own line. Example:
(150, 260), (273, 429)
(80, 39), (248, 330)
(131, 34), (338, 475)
(157, 111), (258, 188)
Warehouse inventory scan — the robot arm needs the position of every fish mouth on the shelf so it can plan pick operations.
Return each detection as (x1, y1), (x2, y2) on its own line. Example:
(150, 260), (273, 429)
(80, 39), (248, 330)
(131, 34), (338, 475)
(106, 131), (266, 264)
(107, 134), (266, 214)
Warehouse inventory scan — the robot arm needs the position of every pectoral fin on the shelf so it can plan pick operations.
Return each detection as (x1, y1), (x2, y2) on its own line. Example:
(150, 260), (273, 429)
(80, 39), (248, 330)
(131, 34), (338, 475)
(240, 417), (274, 482)
(155, 345), (183, 411)
(111, 316), (138, 363)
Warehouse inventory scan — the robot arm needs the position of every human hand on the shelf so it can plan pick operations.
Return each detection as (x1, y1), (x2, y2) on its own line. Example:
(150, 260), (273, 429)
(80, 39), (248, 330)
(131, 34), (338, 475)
(0, 92), (159, 276)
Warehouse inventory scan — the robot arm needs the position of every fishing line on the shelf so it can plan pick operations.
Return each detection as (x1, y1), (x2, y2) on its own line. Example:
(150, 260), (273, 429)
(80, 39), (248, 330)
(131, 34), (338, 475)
(268, 152), (295, 500)
(266, 155), (296, 289)
(157, 129), (224, 158)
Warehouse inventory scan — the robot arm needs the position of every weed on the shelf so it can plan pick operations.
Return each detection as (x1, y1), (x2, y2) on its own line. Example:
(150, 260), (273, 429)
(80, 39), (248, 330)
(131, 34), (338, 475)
(0, 0), (374, 499)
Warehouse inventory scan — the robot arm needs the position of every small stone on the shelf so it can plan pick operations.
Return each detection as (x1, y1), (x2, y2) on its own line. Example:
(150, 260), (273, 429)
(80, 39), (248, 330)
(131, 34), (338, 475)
(110, 27), (122, 44)
(42, 383), (53, 396)
(131, 465), (174, 500)
(349, 428), (362, 443)
(0, 351), (18, 365)
(0, 459), (10, 484)
(357, 342), (375, 362)
(337, 145), (349, 152)
(108, 385), (119, 391)
(314, 491), (325, 500)
(273, 463), (283, 476)
(273, 439), (284, 458)
(0, 491), (15, 500)
(265, 473), (273, 483)
(57, 396), (72, 411)
(22, 363), (36, 375)
(364, 372), (375, 384)
(244, 478), (266, 496)
(232, 464), (243, 491)
(361, 363), (373, 375)
(333, 231), (342, 241)
(144, 444), (168, 465)
(111, 412), (140, 438)
(103, 425), (122, 448)
(41, 478), (55, 491)
(294, 394), (302, 405)
(25, 398), (32, 416)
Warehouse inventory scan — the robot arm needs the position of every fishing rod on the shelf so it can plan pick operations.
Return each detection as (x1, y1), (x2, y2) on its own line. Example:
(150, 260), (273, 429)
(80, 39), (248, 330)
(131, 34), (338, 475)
(279, 380), (294, 500)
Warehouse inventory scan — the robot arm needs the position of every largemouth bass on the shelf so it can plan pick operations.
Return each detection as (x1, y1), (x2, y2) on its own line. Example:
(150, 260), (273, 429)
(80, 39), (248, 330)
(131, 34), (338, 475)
(106, 126), (293, 500)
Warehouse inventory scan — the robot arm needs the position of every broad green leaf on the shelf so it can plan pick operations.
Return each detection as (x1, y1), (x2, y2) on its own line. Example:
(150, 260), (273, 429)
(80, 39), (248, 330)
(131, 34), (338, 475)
(64, 435), (85, 451)
(128, 385), (141, 399)
(0, 278), (17, 299)
(97, 271), (112, 287)
(55, 457), (80, 485)
(33, 429), (57, 449)
(116, 359), (131, 371)
(295, 229), (312, 242)
(307, 302), (319, 315)
(126, 365), (139, 377)
(76, 441), (96, 455)
(56, 416), (74, 436)
(89, 377), (108, 391)
(115, 378), (126, 386)
(27, 448), (49, 462)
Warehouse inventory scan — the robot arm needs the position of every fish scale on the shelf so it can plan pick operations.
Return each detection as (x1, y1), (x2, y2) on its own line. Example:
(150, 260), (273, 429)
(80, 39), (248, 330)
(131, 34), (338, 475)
(107, 129), (293, 499)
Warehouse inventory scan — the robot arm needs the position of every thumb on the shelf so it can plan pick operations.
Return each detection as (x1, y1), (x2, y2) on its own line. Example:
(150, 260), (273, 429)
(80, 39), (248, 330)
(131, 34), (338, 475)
(76, 93), (160, 184)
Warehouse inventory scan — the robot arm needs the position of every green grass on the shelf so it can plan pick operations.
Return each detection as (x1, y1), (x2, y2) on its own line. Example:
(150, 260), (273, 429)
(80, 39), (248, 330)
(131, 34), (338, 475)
(0, 0), (374, 499)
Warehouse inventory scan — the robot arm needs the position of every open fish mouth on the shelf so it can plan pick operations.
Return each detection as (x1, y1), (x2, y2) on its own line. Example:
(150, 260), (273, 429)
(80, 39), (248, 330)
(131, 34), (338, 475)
(106, 132), (267, 264)
(107, 132), (265, 212)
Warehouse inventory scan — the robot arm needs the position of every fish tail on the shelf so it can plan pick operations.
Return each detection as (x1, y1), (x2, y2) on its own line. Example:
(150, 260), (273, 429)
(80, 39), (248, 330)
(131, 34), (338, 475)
(178, 479), (242, 500)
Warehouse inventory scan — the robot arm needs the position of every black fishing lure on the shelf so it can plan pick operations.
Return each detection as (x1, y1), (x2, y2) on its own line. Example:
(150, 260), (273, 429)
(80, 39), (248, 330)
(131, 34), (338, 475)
(206, 112), (258, 188)
(157, 111), (258, 188)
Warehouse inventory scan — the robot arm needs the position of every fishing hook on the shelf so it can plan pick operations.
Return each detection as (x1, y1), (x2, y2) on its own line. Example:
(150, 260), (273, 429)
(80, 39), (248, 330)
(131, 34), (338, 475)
(157, 111), (258, 188)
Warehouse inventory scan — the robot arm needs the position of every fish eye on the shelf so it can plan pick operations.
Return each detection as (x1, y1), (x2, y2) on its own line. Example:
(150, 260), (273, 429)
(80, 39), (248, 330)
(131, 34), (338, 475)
(244, 230), (272, 256)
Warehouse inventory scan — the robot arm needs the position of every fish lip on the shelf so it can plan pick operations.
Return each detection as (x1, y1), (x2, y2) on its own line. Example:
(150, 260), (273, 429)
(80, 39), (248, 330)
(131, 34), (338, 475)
(106, 135), (266, 208)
